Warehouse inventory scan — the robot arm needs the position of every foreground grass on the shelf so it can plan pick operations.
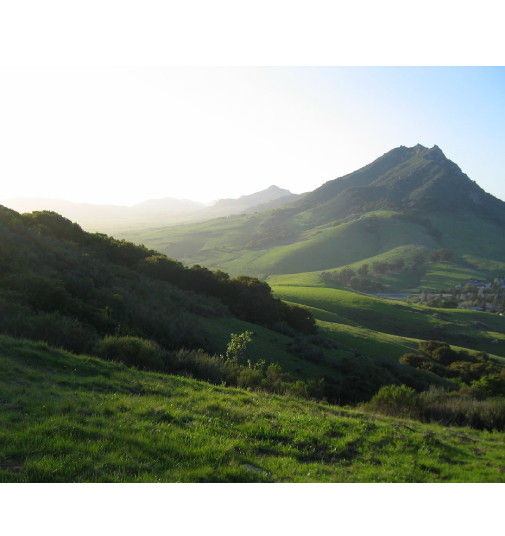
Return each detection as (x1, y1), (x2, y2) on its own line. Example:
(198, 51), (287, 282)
(1, 335), (504, 482)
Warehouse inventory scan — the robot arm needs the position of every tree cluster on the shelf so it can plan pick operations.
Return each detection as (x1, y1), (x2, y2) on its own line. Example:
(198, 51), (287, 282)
(400, 340), (505, 386)
(321, 264), (385, 292)
(0, 208), (317, 362)
(244, 214), (295, 249)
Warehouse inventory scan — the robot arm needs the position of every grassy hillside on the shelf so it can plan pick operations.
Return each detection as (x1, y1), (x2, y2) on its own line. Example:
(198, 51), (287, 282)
(2, 334), (505, 483)
(2, 204), (459, 407)
(115, 208), (505, 292)
(269, 275), (505, 360)
(110, 145), (505, 292)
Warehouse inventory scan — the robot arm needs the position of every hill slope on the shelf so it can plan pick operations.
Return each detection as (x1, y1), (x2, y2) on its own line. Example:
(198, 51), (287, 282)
(115, 145), (505, 287)
(2, 334), (504, 483)
(3, 204), (459, 405)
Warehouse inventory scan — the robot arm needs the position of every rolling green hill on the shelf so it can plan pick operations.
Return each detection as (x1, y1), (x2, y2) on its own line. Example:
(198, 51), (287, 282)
(2, 203), (457, 407)
(269, 275), (505, 360)
(2, 334), (505, 483)
(113, 145), (505, 290)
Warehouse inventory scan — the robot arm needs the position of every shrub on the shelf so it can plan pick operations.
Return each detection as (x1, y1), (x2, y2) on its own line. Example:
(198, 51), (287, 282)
(431, 345), (458, 366)
(236, 367), (264, 389)
(471, 375), (505, 397)
(367, 384), (421, 418)
(419, 340), (450, 358)
(364, 384), (505, 432)
(287, 336), (325, 363)
(94, 336), (165, 371)
(226, 331), (254, 363)
(399, 353), (431, 368)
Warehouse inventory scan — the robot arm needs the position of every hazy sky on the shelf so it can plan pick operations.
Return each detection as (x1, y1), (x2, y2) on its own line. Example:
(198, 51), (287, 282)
(1, 66), (504, 206)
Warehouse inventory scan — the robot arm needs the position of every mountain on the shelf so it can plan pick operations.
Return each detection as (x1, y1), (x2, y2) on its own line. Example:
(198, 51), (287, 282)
(175, 185), (297, 221)
(117, 144), (505, 286)
(128, 197), (205, 216)
(288, 144), (505, 225)
(0, 196), (205, 230)
(4, 152), (505, 484)
(213, 185), (292, 210)
(0, 185), (295, 233)
(0, 197), (130, 222)
(241, 191), (308, 214)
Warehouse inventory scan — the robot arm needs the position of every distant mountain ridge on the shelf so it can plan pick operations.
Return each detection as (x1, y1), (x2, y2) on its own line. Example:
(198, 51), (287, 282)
(0, 185), (297, 231)
(213, 185), (292, 209)
(0, 196), (206, 222)
(192, 185), (295, 219)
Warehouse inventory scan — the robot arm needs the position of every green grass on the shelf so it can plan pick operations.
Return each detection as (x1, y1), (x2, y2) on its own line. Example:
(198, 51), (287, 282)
(115, 208), (505, 294)
(270, 279), (505, 361)
(1, 334), (505, 483)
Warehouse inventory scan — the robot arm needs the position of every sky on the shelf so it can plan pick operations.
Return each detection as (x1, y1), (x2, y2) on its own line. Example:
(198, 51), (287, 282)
(1, 66), (504, 206)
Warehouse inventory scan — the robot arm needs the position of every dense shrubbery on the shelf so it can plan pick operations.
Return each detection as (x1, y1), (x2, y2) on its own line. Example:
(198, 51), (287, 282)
(364, 384), (505, 431)
(94, 336), (165, 370)
(89, 331), (326, 400)
(244, 214), (295, 249)
(321, 266), (385, 292)
(396, 341), (505, 427)
(0, 207), (317, 365)
(137, 256), (317, 335)
(400, 341), (504, 385)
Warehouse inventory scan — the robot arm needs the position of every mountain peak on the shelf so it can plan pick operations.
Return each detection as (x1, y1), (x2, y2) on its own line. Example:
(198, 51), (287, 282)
(266, 185), (283, 190)
(410, 144), (445, 158)
(291, 143), (505, 222)
(425, 144), (446, 159)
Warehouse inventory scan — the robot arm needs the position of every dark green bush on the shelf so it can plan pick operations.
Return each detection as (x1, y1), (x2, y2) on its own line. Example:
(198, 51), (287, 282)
(94, 336), (165, 371)
(364, 384), (505, 432)
(419, 340), (450, 358)
(287, 336), (325, 363)
(367, 384), (421, 418)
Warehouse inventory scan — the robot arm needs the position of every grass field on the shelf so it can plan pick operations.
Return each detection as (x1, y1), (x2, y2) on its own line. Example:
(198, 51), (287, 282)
(2, 334), (505, 483)
(269, 276), (505, 361)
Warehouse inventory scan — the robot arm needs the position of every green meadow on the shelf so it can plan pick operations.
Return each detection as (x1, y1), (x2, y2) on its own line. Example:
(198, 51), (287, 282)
(269, 274), (505, 361)
(2, 335), (505, 483)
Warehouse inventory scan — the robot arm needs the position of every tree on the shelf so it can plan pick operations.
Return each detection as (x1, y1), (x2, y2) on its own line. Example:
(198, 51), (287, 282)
(338, 267), (356, 286)
(438, 249), (453, 262)
(390, 258), (405, 271)
(225, 331), (254, 363)
(412, 252), (425, 270)
(371, 261), (387, 275)
(428, 250), (441, 263)
(356, 264), (369, 278)
(428, 248), (453, 263)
